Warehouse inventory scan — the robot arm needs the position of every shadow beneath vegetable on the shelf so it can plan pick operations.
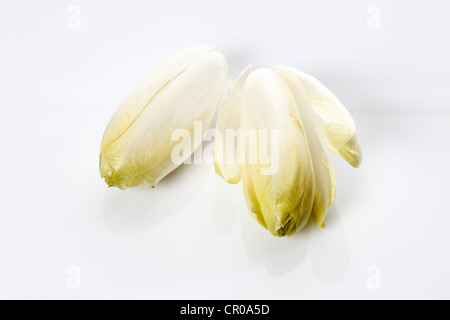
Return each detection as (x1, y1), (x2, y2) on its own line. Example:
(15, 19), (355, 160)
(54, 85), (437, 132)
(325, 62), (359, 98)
(241, 212), (312, 277)
(310, 205), (350, 283)
(241, 204), (350, 282)
(103, 161), (212, 235)
(212, 176), (243, 236)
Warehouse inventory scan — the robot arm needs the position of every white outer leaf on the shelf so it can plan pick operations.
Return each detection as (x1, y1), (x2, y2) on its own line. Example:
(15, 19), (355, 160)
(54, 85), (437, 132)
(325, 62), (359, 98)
(239, 68), (315, 236)
(278, 68), (336, 228)
(99, 46), (227, 189)
(276, 66), (362, 168)
(213, 64), (252, 184)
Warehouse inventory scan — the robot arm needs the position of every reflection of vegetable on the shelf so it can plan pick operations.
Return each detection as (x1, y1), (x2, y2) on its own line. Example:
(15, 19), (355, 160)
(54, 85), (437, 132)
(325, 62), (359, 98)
(99, 46), (227, 189)
(214, 65), (362, 236)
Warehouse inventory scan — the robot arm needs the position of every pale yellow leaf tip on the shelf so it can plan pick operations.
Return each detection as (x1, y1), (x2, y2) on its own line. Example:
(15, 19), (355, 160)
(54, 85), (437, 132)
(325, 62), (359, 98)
(213, 160), (241, 184)
(338, 134), (362, 168)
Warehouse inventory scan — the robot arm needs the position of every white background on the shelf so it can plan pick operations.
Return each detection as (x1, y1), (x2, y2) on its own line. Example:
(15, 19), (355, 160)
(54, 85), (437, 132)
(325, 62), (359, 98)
(0, 0), (449, 299)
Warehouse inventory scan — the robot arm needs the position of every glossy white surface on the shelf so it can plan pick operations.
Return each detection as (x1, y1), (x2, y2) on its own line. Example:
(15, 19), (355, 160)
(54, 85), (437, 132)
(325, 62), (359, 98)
(0, 0), (449, 299)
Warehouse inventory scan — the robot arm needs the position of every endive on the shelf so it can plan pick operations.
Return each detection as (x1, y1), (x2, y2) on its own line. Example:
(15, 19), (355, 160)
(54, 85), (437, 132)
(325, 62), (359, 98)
(214, 65), (361, 236)
(100, 45), (227, 189)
